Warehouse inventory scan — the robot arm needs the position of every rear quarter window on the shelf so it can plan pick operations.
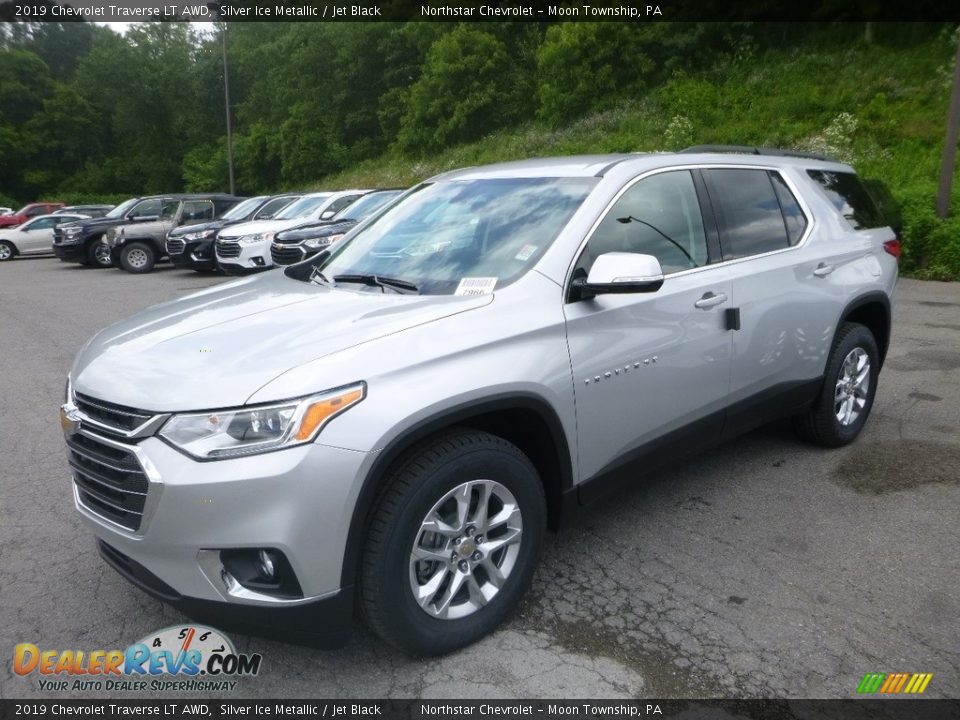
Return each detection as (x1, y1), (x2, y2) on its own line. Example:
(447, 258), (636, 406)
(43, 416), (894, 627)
(807, 170), (886, 230)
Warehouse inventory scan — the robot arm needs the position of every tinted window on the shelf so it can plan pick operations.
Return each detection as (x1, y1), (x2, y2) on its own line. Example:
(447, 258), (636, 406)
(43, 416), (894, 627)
(255, 196), (297, 219)
(807, 170), (885, 230)
(180, 200), (214, 224)
(770, 173), (808, 246)
(577, 170), (708, 276)
(128, 198), (163, 218)
(704, 169), (789, 259)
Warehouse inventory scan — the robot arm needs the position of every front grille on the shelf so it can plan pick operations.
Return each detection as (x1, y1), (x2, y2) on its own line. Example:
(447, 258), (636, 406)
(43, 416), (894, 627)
(166, 238), (186, 255)
(74, 393), (152, 434)
(69, 432), (148, 531)
(217, 239), (240, 258)
(271, 244), (305, 266)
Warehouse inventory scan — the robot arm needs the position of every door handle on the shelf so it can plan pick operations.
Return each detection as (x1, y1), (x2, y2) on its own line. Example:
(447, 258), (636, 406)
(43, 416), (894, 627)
(694, 291), (728, 309)
(813, 263), (835, 277)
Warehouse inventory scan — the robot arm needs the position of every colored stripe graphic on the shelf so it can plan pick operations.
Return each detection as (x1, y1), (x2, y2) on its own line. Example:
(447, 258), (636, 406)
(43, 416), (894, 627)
(857, 673), (932, 694)
(857, 673), (885, 693)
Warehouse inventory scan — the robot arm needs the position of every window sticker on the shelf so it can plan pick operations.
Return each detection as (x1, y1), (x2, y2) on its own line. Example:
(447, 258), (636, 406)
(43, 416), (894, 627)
(514, 244), (538, 262)
(454, 277), (498, 296)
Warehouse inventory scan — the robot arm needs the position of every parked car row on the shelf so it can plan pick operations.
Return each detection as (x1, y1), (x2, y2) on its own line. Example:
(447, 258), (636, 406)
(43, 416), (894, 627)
(1, 188), (406, 272)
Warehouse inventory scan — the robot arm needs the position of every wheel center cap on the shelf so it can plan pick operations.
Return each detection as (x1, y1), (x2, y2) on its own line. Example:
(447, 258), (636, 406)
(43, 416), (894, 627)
(460, 540), (476, 557)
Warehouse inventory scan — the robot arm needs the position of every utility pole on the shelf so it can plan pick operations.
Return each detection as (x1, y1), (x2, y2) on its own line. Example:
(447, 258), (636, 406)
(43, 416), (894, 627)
(936, 31), (960, 219)
(221, 20), (236, 196)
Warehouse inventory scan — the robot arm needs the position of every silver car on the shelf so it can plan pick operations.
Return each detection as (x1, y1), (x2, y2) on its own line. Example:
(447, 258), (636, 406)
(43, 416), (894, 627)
(0, 213), (90, 261)
(61, 150), (898, 655)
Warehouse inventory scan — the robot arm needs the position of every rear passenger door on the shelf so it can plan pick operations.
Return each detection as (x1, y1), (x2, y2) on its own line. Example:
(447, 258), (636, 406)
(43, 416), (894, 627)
(701, 167), (845, 434)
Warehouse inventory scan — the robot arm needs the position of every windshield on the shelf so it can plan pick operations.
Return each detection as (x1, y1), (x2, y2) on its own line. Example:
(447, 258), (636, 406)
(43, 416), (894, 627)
(334, 191), (402, 221)
(275, 194), (332, 220)
(306, 177), (596, 295)
(221, 196), (266, 221)
(106, 198), (140, 219)
(255, 196), (297, 219)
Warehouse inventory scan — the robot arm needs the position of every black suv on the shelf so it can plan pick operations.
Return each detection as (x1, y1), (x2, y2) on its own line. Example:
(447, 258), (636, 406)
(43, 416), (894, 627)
(167, 194), (301, 272)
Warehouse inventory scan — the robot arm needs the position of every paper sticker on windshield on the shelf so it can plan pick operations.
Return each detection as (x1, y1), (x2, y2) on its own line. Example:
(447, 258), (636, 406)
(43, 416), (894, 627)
(514, 244), (538, 262)
(455, 277), (498, 296)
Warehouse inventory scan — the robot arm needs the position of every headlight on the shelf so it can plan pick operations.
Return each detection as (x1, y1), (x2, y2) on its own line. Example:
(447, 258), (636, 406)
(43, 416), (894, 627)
(240, 232), (274, 245)
(185, 229), (215, 241)
(158, 383), (365, 460)
(65, 226), (81, 236)
(303, 233), (344, 250)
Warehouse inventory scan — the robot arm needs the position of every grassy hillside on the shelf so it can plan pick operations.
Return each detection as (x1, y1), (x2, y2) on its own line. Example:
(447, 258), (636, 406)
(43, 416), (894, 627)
(319, 29), (960, 280)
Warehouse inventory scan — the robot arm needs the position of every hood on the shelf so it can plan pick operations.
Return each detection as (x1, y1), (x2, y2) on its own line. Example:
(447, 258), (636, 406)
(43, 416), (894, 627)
(68, 216), (127, 233)
(217, 218), (305, 239)
(71, 271), (492, 411)
(169, 219), (230, 237)
(275, 219), (356, 243)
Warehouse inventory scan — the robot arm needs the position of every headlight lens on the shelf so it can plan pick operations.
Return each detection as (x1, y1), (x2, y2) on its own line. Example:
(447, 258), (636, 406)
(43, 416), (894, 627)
(158, 383), (365, 460)
(185, 229), (215, 241)
(240, 232), (274, 245)
(303, 236), (333, 250)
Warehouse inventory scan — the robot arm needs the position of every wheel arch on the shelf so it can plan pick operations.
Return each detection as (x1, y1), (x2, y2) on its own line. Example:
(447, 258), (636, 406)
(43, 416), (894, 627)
(838, 291), (891, 366)
(339, 393), (574, 590)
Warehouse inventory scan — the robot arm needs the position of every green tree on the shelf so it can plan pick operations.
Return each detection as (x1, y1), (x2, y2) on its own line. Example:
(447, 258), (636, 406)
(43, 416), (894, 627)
(536, 23), (654, 127)
(396, 25), (521, 155)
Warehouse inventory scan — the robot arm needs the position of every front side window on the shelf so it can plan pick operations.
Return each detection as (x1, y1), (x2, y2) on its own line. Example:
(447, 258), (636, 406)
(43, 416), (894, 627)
(704, 169), (790, 259)
(24, 216), (58, 230)
(128, 198), (163, 219)
(304, 177), (597, 295)
(575, 170), (709, 277)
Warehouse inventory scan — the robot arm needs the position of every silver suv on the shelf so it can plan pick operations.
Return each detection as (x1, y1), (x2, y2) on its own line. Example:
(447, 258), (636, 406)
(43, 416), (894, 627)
(61, 150), (898, 656)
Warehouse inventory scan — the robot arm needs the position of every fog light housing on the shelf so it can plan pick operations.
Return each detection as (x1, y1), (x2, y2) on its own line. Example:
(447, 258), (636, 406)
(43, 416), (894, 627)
(219, 548), (302, 599)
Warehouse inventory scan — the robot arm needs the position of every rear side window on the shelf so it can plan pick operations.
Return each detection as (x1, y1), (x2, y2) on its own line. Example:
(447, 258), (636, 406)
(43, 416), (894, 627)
(703, 168), (790, 260)
(770, 173), (808, 246)
(807, 170), (885, 230)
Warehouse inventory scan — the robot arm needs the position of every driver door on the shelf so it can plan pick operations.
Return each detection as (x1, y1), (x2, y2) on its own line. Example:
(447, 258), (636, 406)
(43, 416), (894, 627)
(563, 169), (734, 493)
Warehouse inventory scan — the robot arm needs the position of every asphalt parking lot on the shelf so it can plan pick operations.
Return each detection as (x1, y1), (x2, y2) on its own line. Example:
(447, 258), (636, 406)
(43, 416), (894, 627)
(1, 257), (958, 700)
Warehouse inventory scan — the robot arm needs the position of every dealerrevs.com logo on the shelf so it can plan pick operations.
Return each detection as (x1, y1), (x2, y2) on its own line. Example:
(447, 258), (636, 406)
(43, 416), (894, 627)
(14, 625), (262, 692)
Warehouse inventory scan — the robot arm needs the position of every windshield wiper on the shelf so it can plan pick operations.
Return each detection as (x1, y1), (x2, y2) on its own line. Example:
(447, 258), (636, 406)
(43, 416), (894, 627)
(333, 274), (419, 294)
(309, 267), (332, 285)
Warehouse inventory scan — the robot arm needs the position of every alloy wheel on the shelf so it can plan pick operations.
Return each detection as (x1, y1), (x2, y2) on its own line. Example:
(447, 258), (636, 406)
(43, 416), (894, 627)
(834, 347), (870, 426)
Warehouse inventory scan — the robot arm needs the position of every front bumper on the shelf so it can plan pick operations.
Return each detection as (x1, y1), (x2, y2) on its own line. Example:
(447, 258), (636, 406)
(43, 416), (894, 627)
(70, 424), (373, 644)
(169, 238), (217, 270)
(98, 540), (354, 648)
(52, 240), (86, 262)
(216, 238), (273, 273)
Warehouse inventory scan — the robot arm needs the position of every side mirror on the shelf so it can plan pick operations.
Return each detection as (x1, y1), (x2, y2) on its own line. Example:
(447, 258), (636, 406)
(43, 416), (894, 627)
(320, 210), (335, 220)
(573, 252), (664, 299)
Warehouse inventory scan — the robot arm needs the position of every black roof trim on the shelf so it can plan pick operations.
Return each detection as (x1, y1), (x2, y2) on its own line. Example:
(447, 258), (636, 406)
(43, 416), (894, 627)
(679, 145), (839, 163)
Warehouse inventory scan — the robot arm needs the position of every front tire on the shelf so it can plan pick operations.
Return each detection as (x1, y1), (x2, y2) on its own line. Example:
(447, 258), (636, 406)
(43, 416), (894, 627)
(359, 429), (546, 656)
(794, 322), (879, 447)
(0, 241), (15, 262)
(87, 236), (113, 268)
(119, 242), (155, 273)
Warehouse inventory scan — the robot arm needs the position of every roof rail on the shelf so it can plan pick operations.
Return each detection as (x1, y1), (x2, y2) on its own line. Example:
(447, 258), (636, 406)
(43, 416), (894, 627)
(679, 145), (838, 163)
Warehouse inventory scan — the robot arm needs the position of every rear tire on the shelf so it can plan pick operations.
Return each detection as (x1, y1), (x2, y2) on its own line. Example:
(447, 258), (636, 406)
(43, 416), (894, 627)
(794, 322), (879, 447)
(119, 242), (155, 274)
(0, 241), (15, 262)
(359, 429), (546, 656)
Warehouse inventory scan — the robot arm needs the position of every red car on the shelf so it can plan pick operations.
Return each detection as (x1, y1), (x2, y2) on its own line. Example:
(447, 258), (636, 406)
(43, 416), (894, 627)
(0, 202), (65, 228)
